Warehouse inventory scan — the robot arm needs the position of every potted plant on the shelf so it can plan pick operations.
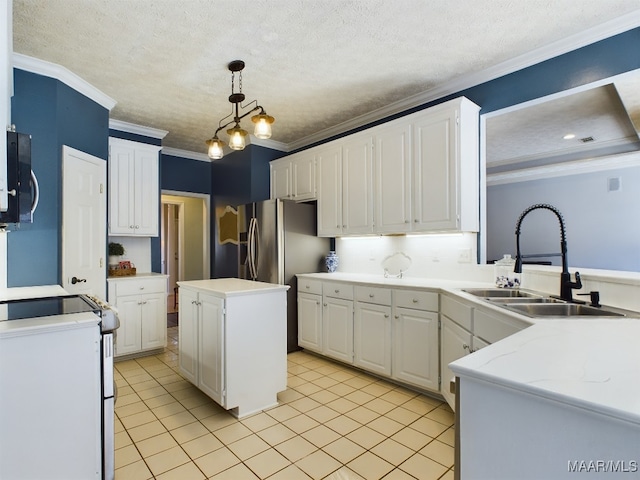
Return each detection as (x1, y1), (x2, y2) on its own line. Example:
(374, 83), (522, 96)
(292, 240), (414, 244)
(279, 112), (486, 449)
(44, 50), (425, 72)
(108, 242), (125, 268)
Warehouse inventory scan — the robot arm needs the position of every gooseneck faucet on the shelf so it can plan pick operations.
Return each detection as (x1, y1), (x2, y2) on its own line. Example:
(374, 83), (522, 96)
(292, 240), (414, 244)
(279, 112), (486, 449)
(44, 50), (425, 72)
(514, 204), (582, 302)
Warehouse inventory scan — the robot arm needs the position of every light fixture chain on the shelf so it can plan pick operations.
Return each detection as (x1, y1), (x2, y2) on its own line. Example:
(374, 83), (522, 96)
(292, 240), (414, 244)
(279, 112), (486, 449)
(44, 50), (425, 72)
(239, 70), (243, 94)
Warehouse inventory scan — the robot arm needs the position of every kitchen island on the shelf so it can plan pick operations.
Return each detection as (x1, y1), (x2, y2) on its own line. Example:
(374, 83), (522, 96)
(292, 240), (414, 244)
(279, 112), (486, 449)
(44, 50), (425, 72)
(177, 278), (289, 418)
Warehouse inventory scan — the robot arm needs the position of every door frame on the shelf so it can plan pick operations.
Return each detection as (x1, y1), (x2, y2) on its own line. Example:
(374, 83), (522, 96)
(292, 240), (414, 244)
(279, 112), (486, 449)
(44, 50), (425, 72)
(161, 190), (211, 280)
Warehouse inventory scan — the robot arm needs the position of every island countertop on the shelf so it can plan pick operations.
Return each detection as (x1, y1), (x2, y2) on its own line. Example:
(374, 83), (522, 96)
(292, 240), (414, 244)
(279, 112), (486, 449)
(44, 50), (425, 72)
(177, 278), (289, 297)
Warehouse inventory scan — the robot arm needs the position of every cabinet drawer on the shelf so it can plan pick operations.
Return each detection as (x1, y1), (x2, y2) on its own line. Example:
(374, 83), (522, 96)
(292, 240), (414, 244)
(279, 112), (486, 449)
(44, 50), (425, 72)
(323, 282), (354, 300)
(298, 278), (323, 295)
(113, 277), (166, 296)
(355, 285), (391, 305)
(394, 290), (438, 312)
(474, 307), (528, 344)
(441, 294), (472, 331)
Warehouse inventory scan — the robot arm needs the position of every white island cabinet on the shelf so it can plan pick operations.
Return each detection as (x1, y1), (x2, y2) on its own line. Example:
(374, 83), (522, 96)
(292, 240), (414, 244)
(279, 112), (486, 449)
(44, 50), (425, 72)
(178, 278), (289, 418)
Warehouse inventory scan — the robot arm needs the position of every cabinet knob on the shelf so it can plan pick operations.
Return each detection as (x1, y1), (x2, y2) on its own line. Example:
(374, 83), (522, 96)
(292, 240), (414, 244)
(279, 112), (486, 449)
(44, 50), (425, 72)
(323, 303), (327, 307)
(316, 301), (320, 305)
(414, 219), (419, 223)
(463, 344), (470, 351)
(342, 225), (346, 228)
(412, 299), (418, 303)
(335, 289), (340, 294)
(369, 294), (374, 298)
(405, 220), (410, 224)
(129, 225), (135, 229)
(384, 314), (389, 318)
(305, 285), (310, 289)
(394, 315), (399, 319)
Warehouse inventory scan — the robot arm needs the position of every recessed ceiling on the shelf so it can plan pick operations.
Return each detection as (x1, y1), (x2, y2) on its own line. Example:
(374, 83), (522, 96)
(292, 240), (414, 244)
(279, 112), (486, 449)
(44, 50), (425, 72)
(486, 73), (640, 174)
(10, 1), (640, 156)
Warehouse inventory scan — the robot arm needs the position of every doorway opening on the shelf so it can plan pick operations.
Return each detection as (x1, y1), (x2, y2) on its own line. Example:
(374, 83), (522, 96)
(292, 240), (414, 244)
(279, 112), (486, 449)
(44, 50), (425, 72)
(161, 190), (211, 326)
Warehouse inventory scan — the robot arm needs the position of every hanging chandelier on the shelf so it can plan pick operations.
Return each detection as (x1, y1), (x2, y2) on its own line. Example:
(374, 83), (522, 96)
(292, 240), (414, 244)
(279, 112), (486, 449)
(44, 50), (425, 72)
(206, 60), (275, 160)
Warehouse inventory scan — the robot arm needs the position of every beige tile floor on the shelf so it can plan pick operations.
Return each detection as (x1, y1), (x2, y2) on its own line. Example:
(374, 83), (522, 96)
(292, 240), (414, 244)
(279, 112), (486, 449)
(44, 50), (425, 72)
(114, 327), (456, 479)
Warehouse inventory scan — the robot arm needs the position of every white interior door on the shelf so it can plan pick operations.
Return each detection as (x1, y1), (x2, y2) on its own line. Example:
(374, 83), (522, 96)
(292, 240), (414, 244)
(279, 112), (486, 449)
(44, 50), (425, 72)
(62, 146), (107, 299)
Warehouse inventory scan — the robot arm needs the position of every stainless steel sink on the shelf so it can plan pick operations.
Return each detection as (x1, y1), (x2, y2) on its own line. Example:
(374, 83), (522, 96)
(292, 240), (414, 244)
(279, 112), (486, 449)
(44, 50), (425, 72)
(463, 288), (538, 298)
(502, 303), (625, 317)
(486, 297), (564, 304)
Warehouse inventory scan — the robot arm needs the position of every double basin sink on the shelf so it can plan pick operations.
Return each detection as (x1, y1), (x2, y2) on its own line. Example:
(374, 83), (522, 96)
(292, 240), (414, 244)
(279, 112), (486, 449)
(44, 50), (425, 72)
(463, 288), (627, 318)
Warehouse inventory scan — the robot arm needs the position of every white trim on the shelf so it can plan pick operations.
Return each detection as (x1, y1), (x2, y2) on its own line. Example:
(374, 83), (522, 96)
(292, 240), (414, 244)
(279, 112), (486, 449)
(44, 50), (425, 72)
(486, 150), (640, 186)
(162, 147), (210, 162)
(247, 135), (289, 152)
(289, 11), (640, 151)
(108, 136), (161, 153)
(109, 119), (168, 139)
(13, 53), (117, 111)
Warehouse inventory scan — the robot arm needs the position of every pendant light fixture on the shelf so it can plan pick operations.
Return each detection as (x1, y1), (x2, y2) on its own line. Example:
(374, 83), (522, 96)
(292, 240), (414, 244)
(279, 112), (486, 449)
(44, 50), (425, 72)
(206, 60), (275, 160)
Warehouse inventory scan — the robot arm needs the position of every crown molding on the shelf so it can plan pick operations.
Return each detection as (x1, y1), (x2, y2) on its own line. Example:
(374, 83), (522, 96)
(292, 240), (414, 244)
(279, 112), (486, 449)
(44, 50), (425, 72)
(289, 11), (640, 151)
(162, 146), (210, 162)
(486, 150), (640, 186)
(247, 135), (289, 152)
(109, 119), (168, 139)
(12, 53), (117, 111)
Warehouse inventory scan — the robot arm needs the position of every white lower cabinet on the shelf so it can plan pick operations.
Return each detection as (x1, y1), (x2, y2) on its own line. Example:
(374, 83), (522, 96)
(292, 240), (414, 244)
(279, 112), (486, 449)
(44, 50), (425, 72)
(440, 315), (472, 408)
(354, 299), (392, 376)
(179, 288), (225, 405)
(323, 296), (354, 364)
(298, 291), (323, 352)
(178, 279), (288, 418)
(108, 275), (167, 357)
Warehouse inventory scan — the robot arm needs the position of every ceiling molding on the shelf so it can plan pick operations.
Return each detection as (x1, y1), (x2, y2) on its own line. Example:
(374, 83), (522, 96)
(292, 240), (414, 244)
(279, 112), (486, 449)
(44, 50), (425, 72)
(109, 119), (168, 139)
(162, 146), (210, 162)
(12, 52), (117, 111)
(288, 11), (640, 152)
(486, 150), (640, 186)
(247, 135), (289, 153)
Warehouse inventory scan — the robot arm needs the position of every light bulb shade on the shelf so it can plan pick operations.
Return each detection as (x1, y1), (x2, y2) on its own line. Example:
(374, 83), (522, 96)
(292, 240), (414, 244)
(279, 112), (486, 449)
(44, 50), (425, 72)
(227, 125), (248, 150)
(251, 113), (275, 139)
(206, 137), (225, 160)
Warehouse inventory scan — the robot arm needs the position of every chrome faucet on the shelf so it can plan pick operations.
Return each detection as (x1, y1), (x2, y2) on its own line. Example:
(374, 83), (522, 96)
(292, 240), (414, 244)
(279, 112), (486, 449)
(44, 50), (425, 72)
(514, 203), (582, 302)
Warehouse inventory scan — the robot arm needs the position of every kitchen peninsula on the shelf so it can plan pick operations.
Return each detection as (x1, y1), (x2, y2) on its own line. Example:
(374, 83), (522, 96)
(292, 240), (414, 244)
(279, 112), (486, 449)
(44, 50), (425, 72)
(177, 278), (289, 418)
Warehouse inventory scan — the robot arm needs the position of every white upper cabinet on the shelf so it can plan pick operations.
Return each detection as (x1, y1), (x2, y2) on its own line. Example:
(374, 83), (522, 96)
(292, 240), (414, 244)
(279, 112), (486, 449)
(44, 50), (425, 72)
(270, 151), (317, 202)
(341, 133), (374, 235)
(412, 97), (480, 232)
(284, 96), (479, 236)
(317, 143), (343, 236)
(108, 137), (160, 236)
(374, 120), (412, 233)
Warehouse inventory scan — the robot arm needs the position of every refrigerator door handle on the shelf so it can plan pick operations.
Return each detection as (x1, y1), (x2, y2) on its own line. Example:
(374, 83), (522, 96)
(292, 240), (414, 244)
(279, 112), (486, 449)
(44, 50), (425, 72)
(248, 217), (258, 280)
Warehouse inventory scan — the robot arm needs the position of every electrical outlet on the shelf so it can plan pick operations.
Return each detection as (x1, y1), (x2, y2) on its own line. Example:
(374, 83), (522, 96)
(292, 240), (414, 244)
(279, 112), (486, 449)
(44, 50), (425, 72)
(458, 248), (472, 263)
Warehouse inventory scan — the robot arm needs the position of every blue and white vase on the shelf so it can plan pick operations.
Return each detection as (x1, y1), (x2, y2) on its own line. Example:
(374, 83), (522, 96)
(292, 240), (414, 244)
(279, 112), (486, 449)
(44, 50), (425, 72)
(325, 251), (339, 273)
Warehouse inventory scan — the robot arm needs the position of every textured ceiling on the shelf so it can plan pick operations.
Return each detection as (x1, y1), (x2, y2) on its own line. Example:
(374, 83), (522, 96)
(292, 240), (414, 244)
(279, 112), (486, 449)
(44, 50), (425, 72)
(11, 1), (640, 157)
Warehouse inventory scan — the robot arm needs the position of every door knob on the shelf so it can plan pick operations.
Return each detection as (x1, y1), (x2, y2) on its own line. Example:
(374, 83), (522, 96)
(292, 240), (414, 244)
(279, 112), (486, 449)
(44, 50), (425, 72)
(71, 276), (87, 284)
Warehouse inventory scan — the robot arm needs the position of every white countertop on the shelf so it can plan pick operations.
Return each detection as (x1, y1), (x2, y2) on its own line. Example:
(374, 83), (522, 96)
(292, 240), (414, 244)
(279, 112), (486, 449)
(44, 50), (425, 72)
(178, 278), (289, 297)
(301, 271), (640, 426)
(0, 311), (100, 336)
(0, 284), (68, 301)
(107, 272), (168, 281)
(450, 319), (640, 426)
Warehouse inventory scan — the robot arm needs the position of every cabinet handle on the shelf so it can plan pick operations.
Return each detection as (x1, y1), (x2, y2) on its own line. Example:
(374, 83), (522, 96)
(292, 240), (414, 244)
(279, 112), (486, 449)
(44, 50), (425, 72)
(463, 344), (470, 351)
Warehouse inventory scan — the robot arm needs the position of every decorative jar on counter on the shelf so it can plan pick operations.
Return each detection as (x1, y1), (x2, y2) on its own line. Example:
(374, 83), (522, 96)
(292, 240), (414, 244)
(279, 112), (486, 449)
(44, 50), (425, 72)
(325, 251), (339, 273)
(494, 254), (520, 288)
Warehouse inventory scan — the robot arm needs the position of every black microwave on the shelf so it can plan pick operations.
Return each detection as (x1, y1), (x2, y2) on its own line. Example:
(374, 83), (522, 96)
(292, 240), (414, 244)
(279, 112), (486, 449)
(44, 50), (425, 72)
(1, 131), (38, 224)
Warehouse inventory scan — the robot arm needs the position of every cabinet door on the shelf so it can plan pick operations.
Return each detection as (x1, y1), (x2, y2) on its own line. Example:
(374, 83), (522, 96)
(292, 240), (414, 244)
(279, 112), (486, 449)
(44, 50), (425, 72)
(140, 292), (166, 351)
(270, 160), (291, 200)
(354, 302), (391, 376)
(322, 297), (353, 363)
(412, 107), (458, 231)
(198, 292), (225, 407)
(441, 316), (472, 410)
(114, 296), (142, 356)
(134, 148), (159, 236)
(292, 154), (316, 201)
(393, 307), (439, 391)
(298, 292), (322, 352)
(375, 122), (412, 233)
(178, 288), (199, 384)
(108, 143), (135, 235)
(342, 134), (374, 235)
(316, 144), (343, 236)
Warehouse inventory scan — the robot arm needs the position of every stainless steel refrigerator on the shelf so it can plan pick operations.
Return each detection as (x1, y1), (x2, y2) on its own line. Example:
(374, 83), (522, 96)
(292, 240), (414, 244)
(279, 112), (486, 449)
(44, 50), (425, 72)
(237, 199), (329, 352)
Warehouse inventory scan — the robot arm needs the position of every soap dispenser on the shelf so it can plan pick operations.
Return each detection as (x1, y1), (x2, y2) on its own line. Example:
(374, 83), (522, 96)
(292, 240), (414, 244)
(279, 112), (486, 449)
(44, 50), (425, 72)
(495, 254), (520, 288)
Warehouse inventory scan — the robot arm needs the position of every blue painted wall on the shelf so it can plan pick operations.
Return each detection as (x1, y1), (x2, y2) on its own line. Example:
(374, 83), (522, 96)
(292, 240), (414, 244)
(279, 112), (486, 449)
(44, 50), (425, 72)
(9, 69), (109, 286)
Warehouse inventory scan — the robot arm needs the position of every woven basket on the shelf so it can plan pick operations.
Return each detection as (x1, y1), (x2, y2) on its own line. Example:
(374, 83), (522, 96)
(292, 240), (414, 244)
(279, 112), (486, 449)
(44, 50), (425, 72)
(108, 267), (137, 277)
